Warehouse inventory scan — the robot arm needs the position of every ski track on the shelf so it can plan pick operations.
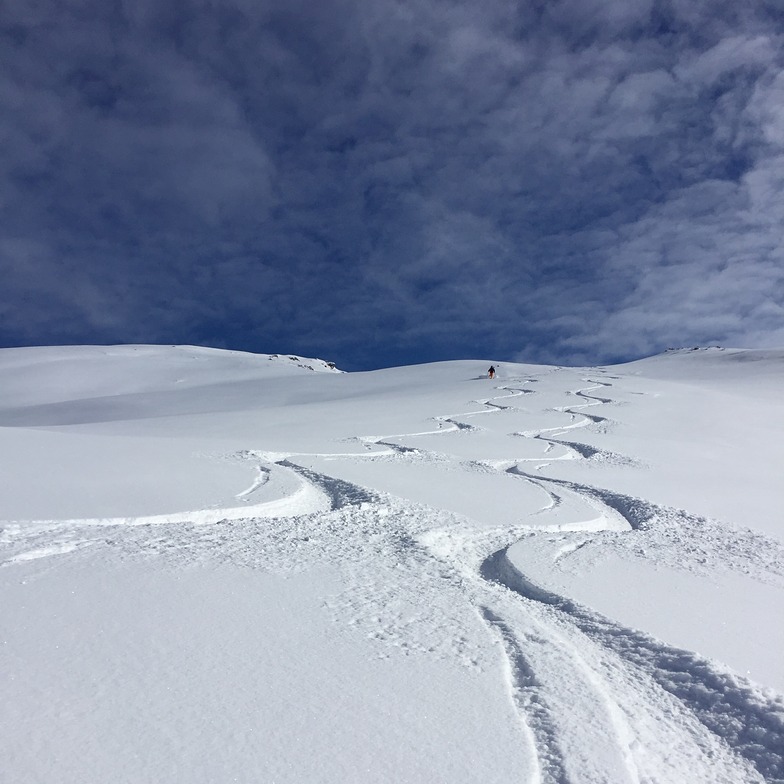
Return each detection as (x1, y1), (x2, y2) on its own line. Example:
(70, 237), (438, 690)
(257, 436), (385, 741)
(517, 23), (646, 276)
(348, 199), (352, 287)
(234, 463), (270, 498)
(2, 372), (783, 782)
(340, 374), (784, 782)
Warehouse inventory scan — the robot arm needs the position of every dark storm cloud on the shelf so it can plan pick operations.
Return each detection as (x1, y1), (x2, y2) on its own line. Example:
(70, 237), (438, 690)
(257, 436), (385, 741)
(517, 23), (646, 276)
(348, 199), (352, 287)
(1, 0), (783, 367)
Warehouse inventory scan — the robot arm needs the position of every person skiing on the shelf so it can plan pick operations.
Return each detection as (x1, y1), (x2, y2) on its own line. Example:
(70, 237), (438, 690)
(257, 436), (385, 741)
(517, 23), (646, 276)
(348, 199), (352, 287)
(488, 366), (496, 379)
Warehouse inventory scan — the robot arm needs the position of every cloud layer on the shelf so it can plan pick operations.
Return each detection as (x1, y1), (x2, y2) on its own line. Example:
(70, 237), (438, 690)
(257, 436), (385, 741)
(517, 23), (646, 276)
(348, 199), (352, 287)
(2, 0), (783, 367)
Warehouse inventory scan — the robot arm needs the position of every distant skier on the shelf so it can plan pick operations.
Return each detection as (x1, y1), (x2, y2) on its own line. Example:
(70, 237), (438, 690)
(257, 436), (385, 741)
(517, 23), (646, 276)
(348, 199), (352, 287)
(488, 366), (496, 379)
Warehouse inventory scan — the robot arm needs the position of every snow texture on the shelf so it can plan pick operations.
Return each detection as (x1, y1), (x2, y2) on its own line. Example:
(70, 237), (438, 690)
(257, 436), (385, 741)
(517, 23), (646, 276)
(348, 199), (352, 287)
(1, 344), (783, 783)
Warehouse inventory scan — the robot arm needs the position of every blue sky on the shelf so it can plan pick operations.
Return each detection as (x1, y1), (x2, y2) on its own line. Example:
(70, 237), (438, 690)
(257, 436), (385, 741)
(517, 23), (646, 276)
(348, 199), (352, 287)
(2, 0), (783, 370)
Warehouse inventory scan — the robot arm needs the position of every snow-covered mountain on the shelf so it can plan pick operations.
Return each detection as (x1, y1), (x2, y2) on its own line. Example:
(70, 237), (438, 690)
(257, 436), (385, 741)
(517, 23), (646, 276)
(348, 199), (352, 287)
(1, 344), (782, 783)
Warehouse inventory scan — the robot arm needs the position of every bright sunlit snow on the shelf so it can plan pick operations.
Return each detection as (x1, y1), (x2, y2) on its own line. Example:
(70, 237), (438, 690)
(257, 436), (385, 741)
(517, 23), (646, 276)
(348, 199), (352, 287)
(1, 345), (783, 783)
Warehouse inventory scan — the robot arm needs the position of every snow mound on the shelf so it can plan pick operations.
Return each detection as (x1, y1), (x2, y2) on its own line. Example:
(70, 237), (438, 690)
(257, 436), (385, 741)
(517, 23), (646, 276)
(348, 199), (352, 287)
(0, 344), (340, 408)
(623, 346), (784, 382)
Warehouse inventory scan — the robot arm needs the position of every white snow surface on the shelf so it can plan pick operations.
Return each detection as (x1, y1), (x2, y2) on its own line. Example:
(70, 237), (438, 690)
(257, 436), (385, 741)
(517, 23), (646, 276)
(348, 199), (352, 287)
(1, 344), (783, 783)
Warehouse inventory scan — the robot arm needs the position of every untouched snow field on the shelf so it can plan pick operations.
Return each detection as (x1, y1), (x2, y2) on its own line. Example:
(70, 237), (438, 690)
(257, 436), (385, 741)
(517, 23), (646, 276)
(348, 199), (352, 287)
(1, 344), (783, 783)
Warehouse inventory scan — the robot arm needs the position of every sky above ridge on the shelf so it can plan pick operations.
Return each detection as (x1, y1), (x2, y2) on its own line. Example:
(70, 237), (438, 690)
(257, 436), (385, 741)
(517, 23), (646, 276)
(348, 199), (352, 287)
(2, 0), (783, 369)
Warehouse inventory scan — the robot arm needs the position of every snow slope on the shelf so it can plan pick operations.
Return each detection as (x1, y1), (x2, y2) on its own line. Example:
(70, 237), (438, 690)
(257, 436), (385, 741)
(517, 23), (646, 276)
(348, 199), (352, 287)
(1, 345), (782, 783)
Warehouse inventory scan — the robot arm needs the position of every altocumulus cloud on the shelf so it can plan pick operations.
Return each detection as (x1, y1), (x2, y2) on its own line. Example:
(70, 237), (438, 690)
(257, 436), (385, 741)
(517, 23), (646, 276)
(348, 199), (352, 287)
(1, 0), (783, 368)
